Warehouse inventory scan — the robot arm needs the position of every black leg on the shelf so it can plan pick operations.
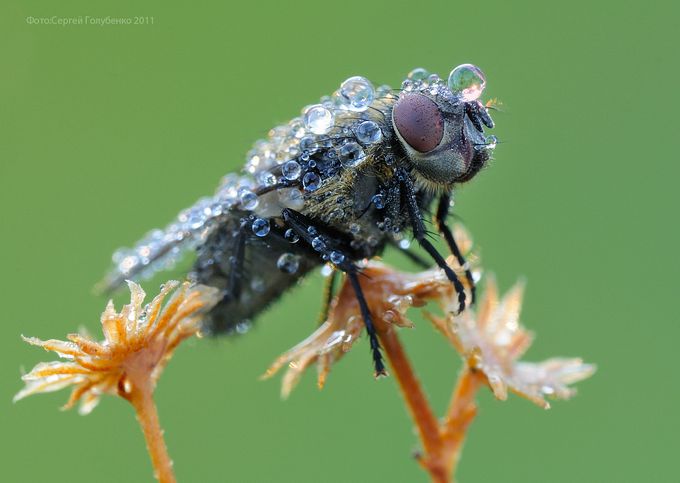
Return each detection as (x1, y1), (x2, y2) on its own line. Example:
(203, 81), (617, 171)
(436, 193), (476, 305)
(317, 267), (338, 326)
(282, 208), (386, 376)
(226, 221), (247, 301)
(348, 269), (387, 376)
(475, 100), (494, 128)
(465, 101), (494, 131)
(465, 102), (484, 132)
(398, 170), (468, 314)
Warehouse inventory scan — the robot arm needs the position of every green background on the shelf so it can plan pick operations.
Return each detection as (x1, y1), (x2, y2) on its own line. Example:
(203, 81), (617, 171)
(1, 1), (677, 481)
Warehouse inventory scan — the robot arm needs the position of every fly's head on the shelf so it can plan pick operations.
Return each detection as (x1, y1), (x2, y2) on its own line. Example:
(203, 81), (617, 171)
(392, 64), (497, 189)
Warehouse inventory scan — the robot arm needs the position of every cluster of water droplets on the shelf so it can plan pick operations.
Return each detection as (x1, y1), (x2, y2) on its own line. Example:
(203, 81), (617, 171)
(242, 74), (385, 181)
(398, 65), (488, 102)
(399, 67), (448, 97)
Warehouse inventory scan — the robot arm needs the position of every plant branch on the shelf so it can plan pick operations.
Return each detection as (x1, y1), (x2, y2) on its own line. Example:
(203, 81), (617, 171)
(377, 325), (482, 483)
(121, 375), (176, 483)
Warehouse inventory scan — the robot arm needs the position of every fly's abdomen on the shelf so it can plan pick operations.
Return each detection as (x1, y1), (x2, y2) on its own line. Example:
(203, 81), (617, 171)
(190, 213), (321, 335)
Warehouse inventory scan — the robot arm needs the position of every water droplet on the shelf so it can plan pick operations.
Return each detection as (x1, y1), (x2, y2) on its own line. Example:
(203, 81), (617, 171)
(304, 105), (335, 135)
(349, 223), (361, 234)
(277, 253), (300, 274)
(485, 134), (498, 150)
(187, 209), (207, 230)
(307, 226), (317, 236)
(408, 67), (430, 81)
(338, 142), (365, 167)
(284, 228), (299, 243)
(323, 330), (346, 350)
(472, 270), (482, 284)
(136, 244), (153, 264)
(122, 379), (133, 394)
(112, 248), (129, 263)
(355, 121), (382, 145)
(376, 84), (393, 97)
(282, 160), (302, 180)
(312, 236), (326, 252)
(340, 76), (375, 111)
(541, 385), (556, 396)
(427, 73), (441, 84)
(235, 320), (252, 334)
(251, 218), (270, 237)
(288, 118), (306, 138)
(119, 255), (139, 274)
(299, 135), (319, 153)
(372, 193), (385, 209)
(320, 264), (334, 277)
(448, 64), (486, 102)
(330, 251), (345, 265)
(257, 171), (277, 187)
(302, 172), (321, 191)
(398, 239), (411, 249)
(238, 188), (259, 210)
(322, 146), (337, 159)
(251, 277), (265, 292)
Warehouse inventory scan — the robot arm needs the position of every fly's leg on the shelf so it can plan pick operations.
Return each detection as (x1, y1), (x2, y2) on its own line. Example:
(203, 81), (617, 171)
(465, 101), (494, 132)
(436, 193), (476, 305)
(317, 268), (338, 326)
(385, 175), (431, 269)
(347, 269), (387, 376)
(216, 220), (247, 303)
(398, 169), (468, 314)
(282, 208), (386, 376)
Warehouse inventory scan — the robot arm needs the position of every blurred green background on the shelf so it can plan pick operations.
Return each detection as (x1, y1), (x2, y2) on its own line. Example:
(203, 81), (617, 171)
(1, 0), (677, 481)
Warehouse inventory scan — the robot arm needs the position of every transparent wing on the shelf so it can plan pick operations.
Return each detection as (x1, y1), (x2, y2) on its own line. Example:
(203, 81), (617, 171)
(96, 174), (258, 293)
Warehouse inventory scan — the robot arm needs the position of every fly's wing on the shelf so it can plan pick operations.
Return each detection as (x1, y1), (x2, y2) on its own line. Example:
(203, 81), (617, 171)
(99, 75), (400, 296)
(190, 214), (321, 335)
(97, 174), (259, 293)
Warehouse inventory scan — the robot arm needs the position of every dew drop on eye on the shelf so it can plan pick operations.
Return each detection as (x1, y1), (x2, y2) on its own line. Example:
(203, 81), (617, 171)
(448, 64), (486, 102)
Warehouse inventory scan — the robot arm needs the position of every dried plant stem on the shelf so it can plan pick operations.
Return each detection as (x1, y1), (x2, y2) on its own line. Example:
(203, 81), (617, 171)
(378, 325), (482, 483)
(122, 375), (176, 483)
(440, 367), (484, 480)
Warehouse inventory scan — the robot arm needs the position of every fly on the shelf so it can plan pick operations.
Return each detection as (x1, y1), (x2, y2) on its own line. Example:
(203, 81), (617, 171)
(99, 64), (498, 376)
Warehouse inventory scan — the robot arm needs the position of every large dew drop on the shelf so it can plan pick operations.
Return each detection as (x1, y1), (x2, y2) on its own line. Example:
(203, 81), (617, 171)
(282, 160), (302, 180)
(304, 105), (334, 135)
(340, 76), (375, 111)
(302, 172), (321, 192)
(338, 142), (365, 167)
(238, 188), (259, 210)
(355, 121), (382, 145)
(448, 64), (487, 102)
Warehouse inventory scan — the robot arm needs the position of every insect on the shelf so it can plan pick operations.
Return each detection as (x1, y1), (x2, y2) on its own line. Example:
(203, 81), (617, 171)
(99, 64), (497, 376)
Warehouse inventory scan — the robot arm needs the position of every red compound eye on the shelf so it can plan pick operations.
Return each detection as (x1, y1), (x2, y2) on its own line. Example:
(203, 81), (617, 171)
(393, 93), (444, 153)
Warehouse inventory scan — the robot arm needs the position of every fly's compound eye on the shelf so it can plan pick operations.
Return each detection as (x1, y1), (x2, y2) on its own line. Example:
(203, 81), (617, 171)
(448, 64), (486, 102)
(392, 93), (444, 153)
